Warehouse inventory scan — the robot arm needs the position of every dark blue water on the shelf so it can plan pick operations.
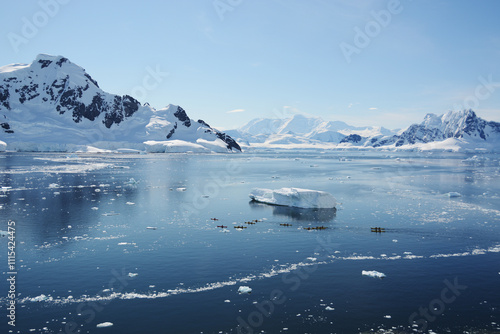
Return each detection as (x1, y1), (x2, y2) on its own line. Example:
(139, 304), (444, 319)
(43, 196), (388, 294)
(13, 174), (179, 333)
(0, 151), (499, 334)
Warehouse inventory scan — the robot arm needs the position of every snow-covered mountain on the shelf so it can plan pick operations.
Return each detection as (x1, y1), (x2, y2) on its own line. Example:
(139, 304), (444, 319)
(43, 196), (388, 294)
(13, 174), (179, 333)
(227, 114), (395, 146)
(230, 110), (500, 152)
(365, 110), (500, 150)
(0, 54), (241, 153)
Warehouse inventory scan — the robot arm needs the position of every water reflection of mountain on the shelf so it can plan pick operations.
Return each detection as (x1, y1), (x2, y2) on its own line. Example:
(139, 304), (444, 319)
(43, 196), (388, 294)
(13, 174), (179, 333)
(249, 201), (337, 222)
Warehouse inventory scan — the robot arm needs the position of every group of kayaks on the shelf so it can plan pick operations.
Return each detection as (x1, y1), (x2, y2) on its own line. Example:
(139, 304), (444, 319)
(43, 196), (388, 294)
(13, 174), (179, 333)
(211, 218), (330, 231)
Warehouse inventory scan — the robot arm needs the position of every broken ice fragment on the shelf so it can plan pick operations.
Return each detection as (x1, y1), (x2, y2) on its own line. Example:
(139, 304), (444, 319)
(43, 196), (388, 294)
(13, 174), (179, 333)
(238, 286), (252, 294)
(32, 294), (48, 302)
(362, 270), (386, 279)
(96, 322), (113, 328)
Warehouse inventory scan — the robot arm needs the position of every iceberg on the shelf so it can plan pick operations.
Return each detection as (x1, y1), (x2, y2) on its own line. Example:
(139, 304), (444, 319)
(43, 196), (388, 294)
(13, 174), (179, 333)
(96, 322), (113, 328)
(362, 270), (386, 279)
(238, 286), (252, 294)
(31, 294), (49, 302)
(249, 188), (336, 209)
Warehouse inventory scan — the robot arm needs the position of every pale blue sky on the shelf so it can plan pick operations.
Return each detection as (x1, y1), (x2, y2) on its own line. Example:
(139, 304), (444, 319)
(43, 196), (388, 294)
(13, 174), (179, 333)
(1, 0), (500, 130)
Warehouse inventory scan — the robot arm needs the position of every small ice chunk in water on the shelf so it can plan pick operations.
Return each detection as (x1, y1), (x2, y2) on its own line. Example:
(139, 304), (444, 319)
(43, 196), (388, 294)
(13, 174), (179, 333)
(238, 286), (252, 294)
(384, 315), (392, 319)
(176, 187), (187, 192)
(224, 299), (231, 303)
(32, 294), (48, 302)
(128, 273), (138, 278)
(447, 192), (462, 198)
(96, 322), (113, 328)
(325, 306), (335, 311)
(362, 270), (386, 279)
(146, 227), (157, 230)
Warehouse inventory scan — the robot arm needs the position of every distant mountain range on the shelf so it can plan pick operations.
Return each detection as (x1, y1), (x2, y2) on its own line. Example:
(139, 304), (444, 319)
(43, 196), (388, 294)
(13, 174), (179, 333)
(0, 54), (240, 152)
(227, 110), (500, 152)
(0, 54), (498, 153)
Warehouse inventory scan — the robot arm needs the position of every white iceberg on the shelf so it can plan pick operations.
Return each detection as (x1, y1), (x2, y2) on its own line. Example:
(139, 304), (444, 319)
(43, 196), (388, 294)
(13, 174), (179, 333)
(96, 322), (113, 328)
(362, 270), (386, 279)
(447, 192), (462, 198)
(31, 294), (49, 302)
(238, 286), (252, 294)
(249, 187), (336, 209)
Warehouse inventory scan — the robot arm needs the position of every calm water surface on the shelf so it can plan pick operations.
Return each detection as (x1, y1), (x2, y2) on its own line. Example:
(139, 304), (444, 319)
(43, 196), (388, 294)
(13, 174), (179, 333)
(0, 151), (499, 334)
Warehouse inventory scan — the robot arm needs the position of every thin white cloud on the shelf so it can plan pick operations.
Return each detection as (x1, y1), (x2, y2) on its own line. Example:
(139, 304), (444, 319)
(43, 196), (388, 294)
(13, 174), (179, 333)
(227, 109), (245, 114)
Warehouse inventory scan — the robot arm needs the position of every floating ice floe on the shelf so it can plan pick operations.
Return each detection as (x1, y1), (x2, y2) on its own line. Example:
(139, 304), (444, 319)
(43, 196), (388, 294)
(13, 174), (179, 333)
(238, 286), (252, 294)
(362, 270), (386, 279)
(176, 187), (187, 192)
(128, 273), (138, 278)
(325, 306), (335, 311)
(31, 294), (49, 302)
(447, 192), (462, 198)
(126, 202), (135, 205)
(96, 322), (113, 328)
(146, 227), (157, 230)
(249, 187), (336, 209)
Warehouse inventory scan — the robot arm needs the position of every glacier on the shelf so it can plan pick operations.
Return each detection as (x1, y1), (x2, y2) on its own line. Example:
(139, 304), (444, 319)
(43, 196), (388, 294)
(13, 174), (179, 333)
(249, 187), (337, 209)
